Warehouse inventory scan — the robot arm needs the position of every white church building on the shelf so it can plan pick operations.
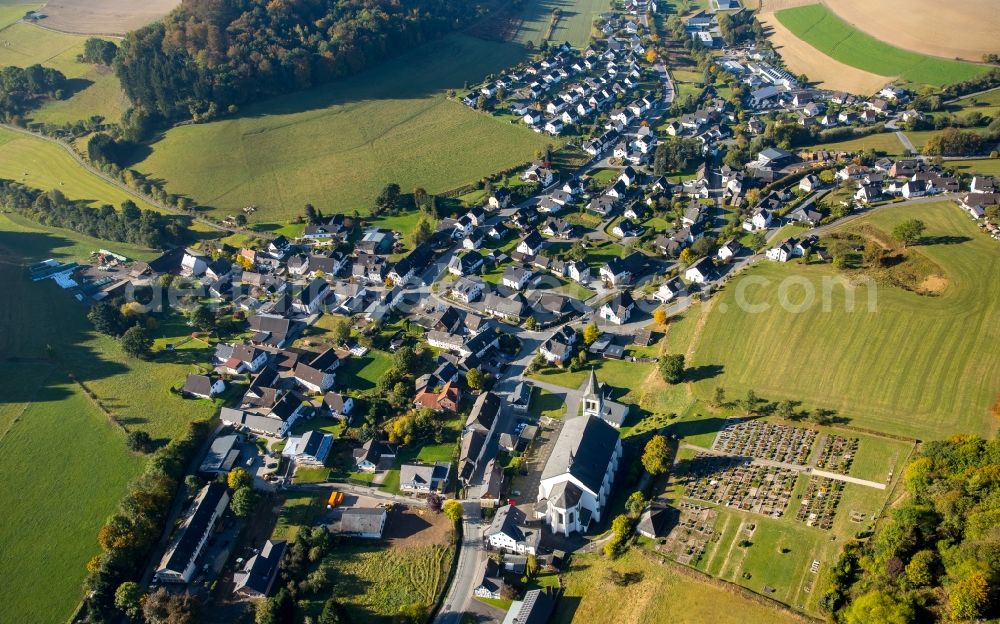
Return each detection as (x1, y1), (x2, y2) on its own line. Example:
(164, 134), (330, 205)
(536, 414), (622, 535)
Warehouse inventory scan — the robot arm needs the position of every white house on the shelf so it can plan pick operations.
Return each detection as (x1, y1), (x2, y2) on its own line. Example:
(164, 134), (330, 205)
(400, 462), (451, 493)
(485, 505), (540, 555)
(536, 415), (621, 535)
(684, 257), (715, 284)
(182, 374), (225, 399)
(181, 250), (208, 277)
(502, 265), (534, 290)
(599, 291), (634, 325)
(654, 277), (684, 302)
(717, 239), (741, 262)
(742, 208), (773, 231)
(517, 231), (545, 256)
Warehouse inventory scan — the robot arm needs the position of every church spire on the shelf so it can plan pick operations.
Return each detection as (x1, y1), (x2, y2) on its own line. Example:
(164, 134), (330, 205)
(583, 367), (599, 398)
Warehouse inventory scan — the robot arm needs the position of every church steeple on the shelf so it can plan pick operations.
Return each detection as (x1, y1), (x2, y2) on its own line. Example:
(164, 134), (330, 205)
(583, 367), (599, 398)
(582, 368), (602, 417)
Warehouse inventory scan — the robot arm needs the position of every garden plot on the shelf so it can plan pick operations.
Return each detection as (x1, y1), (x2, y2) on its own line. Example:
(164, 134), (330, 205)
(795, 476), (844, 530)
(711, 419), (816, 465)
(681, 454), (796, 518)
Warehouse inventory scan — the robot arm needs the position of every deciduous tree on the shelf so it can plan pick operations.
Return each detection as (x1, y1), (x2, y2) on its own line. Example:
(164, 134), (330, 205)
(891, 219), (926, 247)
(659, 354), (685, 384)
(641, 435), (670, 475)
(120, 325), (152, 358)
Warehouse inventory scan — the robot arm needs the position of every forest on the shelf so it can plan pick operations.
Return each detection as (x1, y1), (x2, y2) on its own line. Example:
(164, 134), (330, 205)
(0, 181), (183, 248)
(114, 0), (486, 124)
(823, 435), (999, 623)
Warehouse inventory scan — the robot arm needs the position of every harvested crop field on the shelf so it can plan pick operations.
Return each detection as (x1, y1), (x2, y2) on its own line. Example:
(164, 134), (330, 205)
(773, 4), (989, 88)
(823, 0), (999, 63)
(760, 0), (1000, 63)
(757, 11), (887, 95)
(31, 0), (178, 35)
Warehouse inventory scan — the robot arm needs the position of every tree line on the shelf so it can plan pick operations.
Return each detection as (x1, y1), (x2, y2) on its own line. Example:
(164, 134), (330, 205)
(0, 181), (182, 248)
(114, 0), (486, 127)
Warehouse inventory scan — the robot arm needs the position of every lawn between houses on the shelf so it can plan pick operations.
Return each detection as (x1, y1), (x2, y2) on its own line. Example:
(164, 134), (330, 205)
(132, 33), (556, 227)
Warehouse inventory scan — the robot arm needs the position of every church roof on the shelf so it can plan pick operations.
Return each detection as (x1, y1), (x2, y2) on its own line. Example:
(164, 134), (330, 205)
(541, 416), (620, 494)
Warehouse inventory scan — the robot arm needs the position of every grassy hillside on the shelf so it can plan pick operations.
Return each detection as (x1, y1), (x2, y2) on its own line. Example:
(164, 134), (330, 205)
(516, 0), (608, 47)
(774, 5), (989, 87)
(0, 22), (126, 124)
(0, 128), (218, 236)
(0, 128), (157, 210)
(133, 34), (555, 226)
(678, 201), (1000, 440)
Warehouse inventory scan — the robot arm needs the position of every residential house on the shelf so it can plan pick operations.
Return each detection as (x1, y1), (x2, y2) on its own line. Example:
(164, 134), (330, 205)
(684, 257), (715, 284)
(517, 231), (546, 256)
(353, 440), (396, 472)
(183, 374), (225, 399)
(483, 293), (526, 322)
(502, 265), (534, 290)
(293, 348), (340, 393)
(717, 239), (741, 262)
(599, 291), (634, 325)
(654, 277), (685, 302)
(799, 174), (822, 193)
(180, 249), (208, 277)
(399, 462), (451, 493)
(414, 381), (461, 413)
(539, 326), (578, 364)
(323, 392), (355, 420)
(485, 504), (540, 555)
(473, 559), (506, 600)
(451, 276), (485, 304)
(233, 539), (286, 598)
(284, 430), (333, 466)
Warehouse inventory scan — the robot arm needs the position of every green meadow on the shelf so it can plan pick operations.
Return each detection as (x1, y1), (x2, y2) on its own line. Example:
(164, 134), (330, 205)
(775, 5), (989, 87)
(0, 218), (218, 622)
(0, 128), (158, 211)
(133, 34), (555, 226)
(676, 201), (1000, 440)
